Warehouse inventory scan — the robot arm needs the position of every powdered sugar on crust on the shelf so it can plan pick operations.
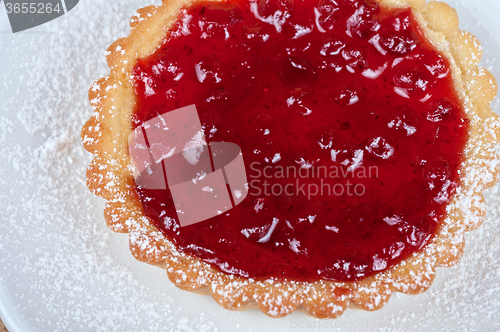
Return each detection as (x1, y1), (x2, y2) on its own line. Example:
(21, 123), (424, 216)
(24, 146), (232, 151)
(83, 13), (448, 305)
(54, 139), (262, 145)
(81, 0), (500, 318)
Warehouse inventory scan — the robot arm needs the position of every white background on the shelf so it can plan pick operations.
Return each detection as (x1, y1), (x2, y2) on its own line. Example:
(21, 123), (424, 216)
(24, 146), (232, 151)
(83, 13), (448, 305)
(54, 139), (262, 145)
(0, 1), (499, 331)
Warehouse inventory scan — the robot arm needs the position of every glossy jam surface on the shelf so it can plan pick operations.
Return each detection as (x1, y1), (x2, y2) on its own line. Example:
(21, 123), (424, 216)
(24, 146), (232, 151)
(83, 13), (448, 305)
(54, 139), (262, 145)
(132, 0), (469, 281)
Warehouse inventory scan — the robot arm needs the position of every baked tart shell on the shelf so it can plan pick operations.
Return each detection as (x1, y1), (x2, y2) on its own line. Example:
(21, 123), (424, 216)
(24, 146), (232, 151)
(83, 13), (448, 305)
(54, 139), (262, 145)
(81, 0), (500, 318)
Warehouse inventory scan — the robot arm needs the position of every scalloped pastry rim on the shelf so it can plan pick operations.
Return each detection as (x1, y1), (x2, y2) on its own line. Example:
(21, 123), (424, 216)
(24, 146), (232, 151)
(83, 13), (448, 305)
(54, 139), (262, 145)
(81, 0), (500, 319)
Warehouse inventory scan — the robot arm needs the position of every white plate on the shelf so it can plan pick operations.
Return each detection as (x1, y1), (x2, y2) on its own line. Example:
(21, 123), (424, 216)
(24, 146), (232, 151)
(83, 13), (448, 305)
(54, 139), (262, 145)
(0, 1), (499, 331)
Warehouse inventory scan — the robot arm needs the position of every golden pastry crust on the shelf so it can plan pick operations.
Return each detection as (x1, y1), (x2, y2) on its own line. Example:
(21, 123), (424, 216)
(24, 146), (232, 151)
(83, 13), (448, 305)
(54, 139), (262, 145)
(81, 0), (500, 318)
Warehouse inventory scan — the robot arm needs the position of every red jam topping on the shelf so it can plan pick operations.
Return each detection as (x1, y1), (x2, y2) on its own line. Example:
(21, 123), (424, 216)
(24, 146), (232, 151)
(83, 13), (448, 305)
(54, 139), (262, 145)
(132, 0), (469, 281)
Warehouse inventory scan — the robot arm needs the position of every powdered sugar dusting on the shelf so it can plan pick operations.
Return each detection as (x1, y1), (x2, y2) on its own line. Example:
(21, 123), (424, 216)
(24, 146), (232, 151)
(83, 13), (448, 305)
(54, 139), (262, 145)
(1, 0), (500, 331)
(0, 1), (224, 331)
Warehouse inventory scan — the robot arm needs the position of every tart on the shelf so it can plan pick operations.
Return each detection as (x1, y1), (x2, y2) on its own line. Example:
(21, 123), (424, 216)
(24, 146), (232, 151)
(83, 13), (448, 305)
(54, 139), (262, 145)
(82, 0), (500, 318)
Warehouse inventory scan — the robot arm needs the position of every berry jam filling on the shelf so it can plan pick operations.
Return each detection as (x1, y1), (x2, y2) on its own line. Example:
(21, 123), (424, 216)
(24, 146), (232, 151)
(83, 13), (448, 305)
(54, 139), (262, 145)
(132, 0), (468, 281)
